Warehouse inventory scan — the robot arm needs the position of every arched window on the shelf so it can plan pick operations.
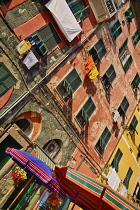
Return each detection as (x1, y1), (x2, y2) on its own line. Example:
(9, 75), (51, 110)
(15, 119), (33, 137)
(43, 139), (62, 159)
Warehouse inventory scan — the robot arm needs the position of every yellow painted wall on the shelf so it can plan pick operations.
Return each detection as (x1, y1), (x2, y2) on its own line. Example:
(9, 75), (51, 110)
(105, 105), (140, 196)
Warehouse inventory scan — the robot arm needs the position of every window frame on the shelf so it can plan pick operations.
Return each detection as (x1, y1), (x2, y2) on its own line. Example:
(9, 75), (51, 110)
(101, 64), (116, 91)
(123, 167), (133, 189)
(129, 115), (138, 135)
(28, 22), (61, 57)
(94, 127), (111, 157)
(118, 96), (129, 117)
(89, 38), (107, 65)
(132, 30), (140, 47)
(131, 73), (140, 91)
(56, 68), (82, 102)
(110, 20), (122, 41)
(0, 63), (17, 97)
(66, 0), (90, 23)
(124, 7), (134, 23)
(119, 39), (133, 72)
(76, 97), (96, 127)
(111, 148), (123, 172)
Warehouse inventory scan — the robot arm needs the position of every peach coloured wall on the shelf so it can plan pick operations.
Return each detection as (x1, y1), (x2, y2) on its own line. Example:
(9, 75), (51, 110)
(47, 1), (140, 172)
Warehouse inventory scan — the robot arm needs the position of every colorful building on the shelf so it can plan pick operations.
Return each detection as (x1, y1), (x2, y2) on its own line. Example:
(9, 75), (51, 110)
(99, 105), (140, 207)
(0, 0), (140, 209)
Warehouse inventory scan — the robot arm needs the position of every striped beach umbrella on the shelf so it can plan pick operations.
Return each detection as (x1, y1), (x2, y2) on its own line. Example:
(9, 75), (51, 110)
(55, 167), (139, 210)
(5, 147), (66, 198)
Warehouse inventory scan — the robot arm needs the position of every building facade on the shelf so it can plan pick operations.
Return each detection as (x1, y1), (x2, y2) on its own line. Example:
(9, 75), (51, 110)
(0, 0), (140, 209)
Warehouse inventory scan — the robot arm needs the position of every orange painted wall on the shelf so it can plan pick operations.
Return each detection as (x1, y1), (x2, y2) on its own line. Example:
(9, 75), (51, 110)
(47, 1), (140, 173)
(0, 0), (27, 14)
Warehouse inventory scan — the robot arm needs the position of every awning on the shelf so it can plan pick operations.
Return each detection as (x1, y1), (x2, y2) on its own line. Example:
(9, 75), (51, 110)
(45, 0), (82, 42)
(36, 144), (55, 170)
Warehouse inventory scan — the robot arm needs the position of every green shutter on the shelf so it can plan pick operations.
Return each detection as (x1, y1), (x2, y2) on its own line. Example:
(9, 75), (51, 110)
(131, 73), (140, 89)
(0, 63), (17, 97)
(98, 127), (111, 154)
(111, 20), (122, 41)
(112, 149), (123, 172)
(82, 98), (96, 122)
(132, 30), (140, 47)
(129, 115), (138, 130)
(119, 39), (128, 53)
(120, 96), (129, 114)
(124, 168), (133, 189)
(106, 65), (116, 83)
(89, 39), (106, 64)
(57, 69), (82, 100)
(0, 135), (22, 169)
(123, 55), (133, 72)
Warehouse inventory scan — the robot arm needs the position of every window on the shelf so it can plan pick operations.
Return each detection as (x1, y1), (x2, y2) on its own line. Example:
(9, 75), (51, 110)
(131, 73), (140, 91)
(118, 96), (129, 117)
(123, 167), (133, 189)
(110, 20), (122, 41)
(129, 115), (138, 135)
(125, 7), (134, 23)
(0, 63), (17, 97)
(132, 30), (140, 47)
(76, 97), (96, 127)
(28, 23), (61, 56)
(119, 39), (133, 72)
(0, 135), (22, 169)
(111, 149), (123, 172)
(66, 0), (90, 22)
(89, 38), (107, 65)
(101, 64), (116, 91)
(56, 68), (82, 102)
(95, 127), (111, 156)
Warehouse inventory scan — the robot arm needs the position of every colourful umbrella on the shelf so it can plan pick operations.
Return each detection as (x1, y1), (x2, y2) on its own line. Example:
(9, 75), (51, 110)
(5, 147), (66, 198)
(55, 167), (139, 210)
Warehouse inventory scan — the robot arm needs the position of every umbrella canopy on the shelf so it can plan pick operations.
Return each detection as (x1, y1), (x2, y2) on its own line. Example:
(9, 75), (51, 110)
(55, 167), (139, 210)
(5, 147), (66, 198)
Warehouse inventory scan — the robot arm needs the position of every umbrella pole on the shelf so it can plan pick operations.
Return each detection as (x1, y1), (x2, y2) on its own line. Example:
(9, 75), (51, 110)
(70, 198), (78, 210)
(7, 175), (34, 210)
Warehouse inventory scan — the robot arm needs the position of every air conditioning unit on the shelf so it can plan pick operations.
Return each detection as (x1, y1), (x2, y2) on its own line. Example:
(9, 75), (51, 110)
(88, 0), (117, 23)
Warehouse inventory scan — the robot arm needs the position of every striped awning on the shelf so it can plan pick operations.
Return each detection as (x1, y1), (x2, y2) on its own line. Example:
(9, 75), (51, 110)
(55, 167), (139, 210)
(36, 144), (55, 170)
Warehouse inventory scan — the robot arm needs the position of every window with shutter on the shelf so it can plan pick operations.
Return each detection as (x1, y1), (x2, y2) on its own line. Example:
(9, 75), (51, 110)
(125, 7), (134, 23)
(95, 127), (111, 156)
(56, 68), (82, 102)
(102, 64), (116, 91)
(0, 63), (17, 97)
(118, 96), (129, 117)
(111, 149), (123, 172)
(132, 30), (140, 47)
(123, 168), (133, 189)
(76, 97), (96, 127)
(89, 38), (106, 65)
(0, 135), (22, 170)
(131, 73), (140, 90)
(28, 23), (61, 57)
(129, 115), (138, 135)
(66, 0), (90, 22)
(119, 39), (133, 72)
(110, 20), (122, 41)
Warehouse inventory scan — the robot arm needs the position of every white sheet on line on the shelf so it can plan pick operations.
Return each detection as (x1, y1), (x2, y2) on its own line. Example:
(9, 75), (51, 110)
(45, 0), (82, 42)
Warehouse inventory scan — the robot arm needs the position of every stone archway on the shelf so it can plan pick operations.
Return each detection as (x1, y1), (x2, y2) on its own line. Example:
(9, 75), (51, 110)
(14, 111), (42, 141)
